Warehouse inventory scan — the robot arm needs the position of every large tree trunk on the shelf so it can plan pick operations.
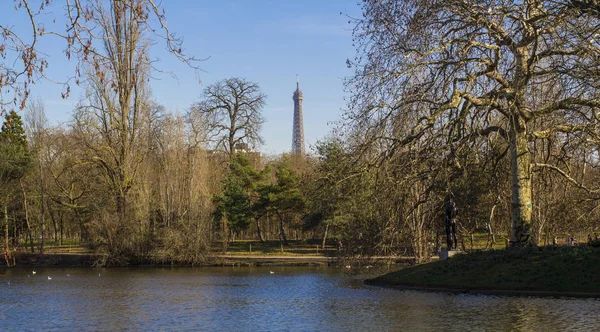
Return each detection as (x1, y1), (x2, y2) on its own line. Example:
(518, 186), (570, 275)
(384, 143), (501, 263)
(509, 115), (533, 246)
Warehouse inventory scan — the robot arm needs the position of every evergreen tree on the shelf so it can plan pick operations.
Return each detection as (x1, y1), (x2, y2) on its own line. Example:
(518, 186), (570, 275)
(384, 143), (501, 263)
(255, 158), (305, 245)
(0, 110), (31, 265)
(0, 111), (30, 183)
(213, 154), (265, 243)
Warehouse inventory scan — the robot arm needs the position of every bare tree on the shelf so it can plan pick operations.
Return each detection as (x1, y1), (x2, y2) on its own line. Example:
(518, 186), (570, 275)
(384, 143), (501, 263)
(24, 99), (49, 253)
(44, 127), (96, 245)
(190, 78), (266, 158)
(1, 0), (200, 114)
(347, 0), (600, 246)
(72, 0), (155, 261)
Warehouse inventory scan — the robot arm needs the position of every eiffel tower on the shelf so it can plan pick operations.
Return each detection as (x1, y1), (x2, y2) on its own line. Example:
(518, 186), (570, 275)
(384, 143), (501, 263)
(292, 75), (305, 154)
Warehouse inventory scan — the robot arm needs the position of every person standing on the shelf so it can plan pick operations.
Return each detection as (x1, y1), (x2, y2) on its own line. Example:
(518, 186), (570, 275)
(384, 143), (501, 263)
(445, 200), (458, 250)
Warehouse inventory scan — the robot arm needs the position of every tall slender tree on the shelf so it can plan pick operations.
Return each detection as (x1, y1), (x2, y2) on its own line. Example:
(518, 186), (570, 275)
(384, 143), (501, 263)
(72, 0), (155, 261)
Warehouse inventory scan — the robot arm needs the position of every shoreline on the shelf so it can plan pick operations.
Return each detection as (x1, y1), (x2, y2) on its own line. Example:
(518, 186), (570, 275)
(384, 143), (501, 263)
(364, 246), (600, 299)
(364, 279), (600, 299)
(1, 252), (411, 267)
(0, 252), (336, 267)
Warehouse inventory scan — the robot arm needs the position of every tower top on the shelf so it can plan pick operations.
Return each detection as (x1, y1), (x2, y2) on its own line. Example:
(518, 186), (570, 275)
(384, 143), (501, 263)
(293, 74), (303, 99)
(292, 75), (305, 154)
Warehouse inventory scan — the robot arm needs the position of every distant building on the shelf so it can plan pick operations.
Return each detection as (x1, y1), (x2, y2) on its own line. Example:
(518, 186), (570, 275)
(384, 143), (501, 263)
(292, 75), (305, 154)
(234, 142), (252, 154)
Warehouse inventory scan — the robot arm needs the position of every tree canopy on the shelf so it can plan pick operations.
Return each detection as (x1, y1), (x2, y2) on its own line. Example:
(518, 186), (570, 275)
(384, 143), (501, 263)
(347, 0), (600, 246)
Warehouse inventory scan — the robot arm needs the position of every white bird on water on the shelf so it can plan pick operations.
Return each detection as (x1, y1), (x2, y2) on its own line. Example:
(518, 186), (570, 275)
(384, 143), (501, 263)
(47, 276), (52, 280)
(32, 271), (36, 275)
(270, 271), (274, 274)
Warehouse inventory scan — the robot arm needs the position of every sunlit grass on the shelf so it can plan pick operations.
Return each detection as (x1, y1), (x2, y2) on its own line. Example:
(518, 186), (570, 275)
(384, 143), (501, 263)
(368, 245), (600, 293)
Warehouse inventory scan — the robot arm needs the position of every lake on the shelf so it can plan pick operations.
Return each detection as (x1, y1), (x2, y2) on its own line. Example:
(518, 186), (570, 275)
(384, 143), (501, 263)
(1, 266), (598, 331)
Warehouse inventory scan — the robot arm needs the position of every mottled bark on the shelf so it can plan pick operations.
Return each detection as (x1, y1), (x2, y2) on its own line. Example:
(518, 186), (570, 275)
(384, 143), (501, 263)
(509, 115), (533, 246)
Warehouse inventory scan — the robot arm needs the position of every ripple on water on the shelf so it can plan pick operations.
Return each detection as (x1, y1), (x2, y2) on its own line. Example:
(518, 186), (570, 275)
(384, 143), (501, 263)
(1, 267), (599, 331)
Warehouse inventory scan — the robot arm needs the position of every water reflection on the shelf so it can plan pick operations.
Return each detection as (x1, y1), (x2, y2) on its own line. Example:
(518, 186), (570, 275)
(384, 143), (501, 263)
(1, 266), (599, 331)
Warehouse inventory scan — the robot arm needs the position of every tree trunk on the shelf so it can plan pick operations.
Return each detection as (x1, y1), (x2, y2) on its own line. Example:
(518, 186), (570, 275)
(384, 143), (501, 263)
(322, 223), (329, 249)
(40, 204), (45, 254)
(39, 151), (45, 254)
(116, 194), (126, 226)
(20, 179), (35, 253)
(59, 210), (64, 246)
(222, 218), (229, 251)
(509, 115), (533, 246)
(74, 208), (84, 244)
(48, 202), (58, 242)
(536, 212), (545, 247)
(116, 193), (127, 250)
(4, 205), (13, 267)
(255, 217), (265, 242)
(486, 203), (497, 249)
(276, 211), (288, 245)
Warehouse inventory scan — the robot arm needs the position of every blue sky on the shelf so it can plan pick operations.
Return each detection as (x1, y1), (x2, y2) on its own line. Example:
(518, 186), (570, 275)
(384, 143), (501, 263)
(1, 1), (361, 155)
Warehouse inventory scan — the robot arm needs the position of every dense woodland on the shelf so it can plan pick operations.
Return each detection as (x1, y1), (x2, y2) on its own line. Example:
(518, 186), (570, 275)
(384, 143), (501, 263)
(2, 0), (600, 266)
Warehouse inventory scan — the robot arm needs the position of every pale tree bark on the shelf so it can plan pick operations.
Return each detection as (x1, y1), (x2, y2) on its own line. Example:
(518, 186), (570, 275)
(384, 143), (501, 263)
(322, 223), (329, 250)
(509, 115), (533, 244)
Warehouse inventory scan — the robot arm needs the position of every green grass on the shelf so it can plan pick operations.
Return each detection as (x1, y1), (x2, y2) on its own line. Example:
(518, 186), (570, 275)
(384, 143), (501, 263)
(14, 239), (337, 257)
(213, 240), (337, 256)
(368, 246), (600, 294)
(15, 239), (92, 254)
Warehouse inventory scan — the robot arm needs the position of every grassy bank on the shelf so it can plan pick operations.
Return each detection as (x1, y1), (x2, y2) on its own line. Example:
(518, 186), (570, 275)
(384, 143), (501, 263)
(3, 240), (340, 267)
(215, 240), (337, 256)
(367, 246), (600, 295)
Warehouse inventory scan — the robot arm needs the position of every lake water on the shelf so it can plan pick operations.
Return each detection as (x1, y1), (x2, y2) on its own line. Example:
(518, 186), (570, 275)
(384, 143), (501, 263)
(1, 266), (598, 331)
